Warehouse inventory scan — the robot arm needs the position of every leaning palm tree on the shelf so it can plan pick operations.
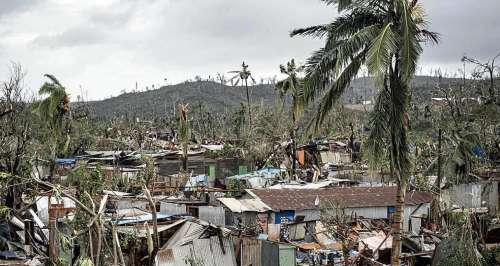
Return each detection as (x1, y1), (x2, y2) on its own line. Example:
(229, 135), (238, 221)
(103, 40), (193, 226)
(291, 1), (438, 264)
(33, 74), (71, 178)
(33, 75), (71, 153)
(275, 59), (305, 179)
(229, 62), (256, 128)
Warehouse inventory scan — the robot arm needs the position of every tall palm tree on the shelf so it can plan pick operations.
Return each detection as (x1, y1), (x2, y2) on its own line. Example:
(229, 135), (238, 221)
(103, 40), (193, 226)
(291, 1), (438, 264)
(275, 59), (305, 179)
(33, 74), (71, 155)
(33, 74), (71, 179)
(229, 62), (256, 128)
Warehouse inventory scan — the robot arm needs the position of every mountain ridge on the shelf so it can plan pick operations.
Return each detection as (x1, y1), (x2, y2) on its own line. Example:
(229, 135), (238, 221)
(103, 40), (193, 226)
(86, 76), (460, 119)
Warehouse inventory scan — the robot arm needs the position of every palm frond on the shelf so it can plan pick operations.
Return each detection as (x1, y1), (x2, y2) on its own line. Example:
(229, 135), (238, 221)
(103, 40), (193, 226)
(302, 47), (339, 103)
(312, 50), (366, 129)
(419, 29), (440, 45)
(366, 22), (396, 81)
(290, 25), (329, 38)
(43, 74), (61, 86)
(334, 24), (381, 75)
(388, 80), (411, 180)
(398, 0), (423, 83)
(365, 83), (392, 170)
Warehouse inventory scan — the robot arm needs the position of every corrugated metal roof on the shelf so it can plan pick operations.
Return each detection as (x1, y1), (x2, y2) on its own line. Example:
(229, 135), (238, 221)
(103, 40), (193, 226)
(156, 221), (236, 266)
(116, 213), (171, 225)
(117, 219), (186, 237)
(156, 237), (236, 266)
(217, 198), (271, 213)
(163, 221), (206, 249)
(250, 187), (433, 211)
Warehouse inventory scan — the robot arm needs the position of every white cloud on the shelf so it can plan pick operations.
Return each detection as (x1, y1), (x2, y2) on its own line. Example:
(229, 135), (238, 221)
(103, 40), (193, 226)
(0, 0), (499, 100)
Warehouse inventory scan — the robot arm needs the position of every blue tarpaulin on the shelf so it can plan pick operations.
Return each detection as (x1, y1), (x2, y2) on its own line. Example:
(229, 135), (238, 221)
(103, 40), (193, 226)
(472, 146), (485, 159)
(56, 158), (77, 167)
(275, 210), (295, 224)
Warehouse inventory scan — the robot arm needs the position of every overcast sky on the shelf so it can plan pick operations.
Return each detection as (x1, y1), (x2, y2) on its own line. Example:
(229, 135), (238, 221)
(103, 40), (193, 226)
(1, 0), (499, 100)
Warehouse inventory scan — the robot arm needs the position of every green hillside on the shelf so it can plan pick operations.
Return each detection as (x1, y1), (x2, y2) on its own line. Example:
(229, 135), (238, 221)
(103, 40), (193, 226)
(86, 76), (461, 119)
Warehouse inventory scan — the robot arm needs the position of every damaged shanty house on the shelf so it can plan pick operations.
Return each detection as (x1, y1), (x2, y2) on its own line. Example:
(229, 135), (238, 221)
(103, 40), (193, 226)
(215, 186), (435, 265)
(245, 187), (433, 233)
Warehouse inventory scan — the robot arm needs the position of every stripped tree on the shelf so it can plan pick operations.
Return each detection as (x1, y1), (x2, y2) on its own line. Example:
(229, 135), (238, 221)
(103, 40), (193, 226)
(275, 59), (305, 180)
(229, 62), (256, 128)
(179, 103), (190, 173)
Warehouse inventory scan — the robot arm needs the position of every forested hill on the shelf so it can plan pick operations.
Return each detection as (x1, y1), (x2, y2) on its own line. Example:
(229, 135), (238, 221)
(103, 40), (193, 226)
(86, 81), (278, 119)
(86, 76), (460, 119)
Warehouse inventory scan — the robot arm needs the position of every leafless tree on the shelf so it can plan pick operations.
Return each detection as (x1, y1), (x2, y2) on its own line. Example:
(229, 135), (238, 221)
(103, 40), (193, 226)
(462, 52), (500, 100)
(0, 63), (33, 208)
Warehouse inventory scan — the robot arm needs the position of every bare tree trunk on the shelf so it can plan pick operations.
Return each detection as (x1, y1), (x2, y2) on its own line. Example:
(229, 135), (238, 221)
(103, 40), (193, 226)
(245, 79), (252, 128)
(95, 220), (102, 266)
(181, 142), (188, 172)
(112, 224), (118, 266)
(391, 179), (407, 266)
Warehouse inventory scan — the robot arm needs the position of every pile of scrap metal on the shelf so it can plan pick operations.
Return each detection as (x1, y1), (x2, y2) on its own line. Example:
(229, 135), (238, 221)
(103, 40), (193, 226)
(0, 194), (76, 266)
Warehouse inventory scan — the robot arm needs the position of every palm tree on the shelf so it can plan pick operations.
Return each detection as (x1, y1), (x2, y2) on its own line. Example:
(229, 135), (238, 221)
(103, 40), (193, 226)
(275, 59), (305, 179)
(33, 74), (71, 178)
(229, 61), (256, 128)
(291, 1), (438, 264)
(216, 73), (227, 85)
(33, 75), (71, 151)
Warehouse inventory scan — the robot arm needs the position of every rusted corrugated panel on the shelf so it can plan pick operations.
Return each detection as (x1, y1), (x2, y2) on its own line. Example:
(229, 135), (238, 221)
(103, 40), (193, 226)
(288, 223), (306, 240)
(268, 224), (281, 241)
(199, 206), (225, 226)
(241, 238), (262, 266)
(156, 248), (176, 266)
(250, 187), (433, 210)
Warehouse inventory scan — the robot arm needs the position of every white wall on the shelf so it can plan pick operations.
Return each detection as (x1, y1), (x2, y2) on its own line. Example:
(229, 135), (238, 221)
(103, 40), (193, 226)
(295, 209), (320, 222)
(346, 206), (388, 219)
(442, 182), (499, 214)
(442, 183), (482, 209)
(404, 203), (430, 233)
